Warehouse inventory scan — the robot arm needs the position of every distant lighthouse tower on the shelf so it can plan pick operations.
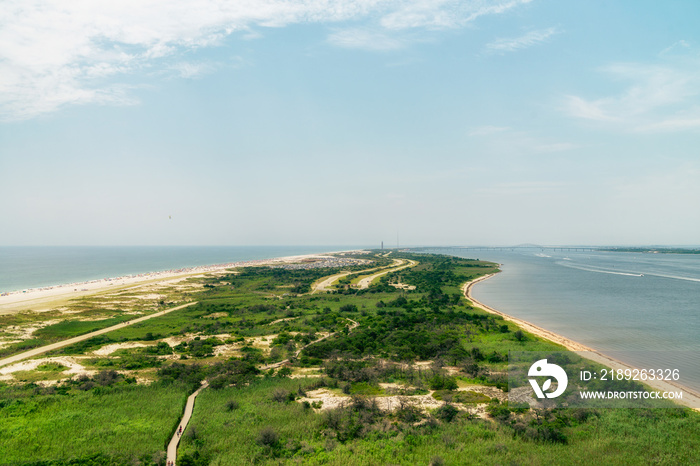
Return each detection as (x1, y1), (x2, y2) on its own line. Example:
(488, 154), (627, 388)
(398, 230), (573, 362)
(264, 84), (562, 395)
(381, 241), (384, 250)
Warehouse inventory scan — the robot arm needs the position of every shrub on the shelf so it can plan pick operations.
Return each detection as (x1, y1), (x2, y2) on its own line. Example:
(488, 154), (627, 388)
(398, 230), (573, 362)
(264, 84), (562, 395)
(395, 399), (423, 423)
(257, 426), (279, 447)
(434, 403), (459, 423)
(271, 388), (294, 403)
(428, 375), (458, 391)
(94, 370), (122, 387)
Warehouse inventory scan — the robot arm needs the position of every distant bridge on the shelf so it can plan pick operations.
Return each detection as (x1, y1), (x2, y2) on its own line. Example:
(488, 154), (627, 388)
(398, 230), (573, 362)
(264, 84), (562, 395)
(422, 244), (598, 252)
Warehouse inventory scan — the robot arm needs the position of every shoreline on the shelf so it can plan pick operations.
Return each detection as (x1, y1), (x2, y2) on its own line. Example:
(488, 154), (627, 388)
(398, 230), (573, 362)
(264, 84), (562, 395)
(0, 250), (361, 315)
(464, 273), (700, 411)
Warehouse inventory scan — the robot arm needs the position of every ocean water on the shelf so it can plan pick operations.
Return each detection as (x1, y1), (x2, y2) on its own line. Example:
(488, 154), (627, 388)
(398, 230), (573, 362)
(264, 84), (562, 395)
(419, 248), (700, 393)
(0, 246), (360, 293)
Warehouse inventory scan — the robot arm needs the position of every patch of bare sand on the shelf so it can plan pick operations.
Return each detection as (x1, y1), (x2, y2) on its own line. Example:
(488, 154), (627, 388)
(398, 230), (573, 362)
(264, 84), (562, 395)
(93, 342), (149, 356)
(249, 335), (276, 355)
(390, 283), (416, 290)
(213, 345), (241, 358)
(0, 356), (94, 379)
(297, 382), (501, 420)
(297, 388), (486, 413)
(0, 340), (21, 349)
(457, 385), (506, 403)
(290, 367), (323, 378)
(126, 293), (165, 300)
(412, 361), (433, 368)
(4, 320), (61, 341)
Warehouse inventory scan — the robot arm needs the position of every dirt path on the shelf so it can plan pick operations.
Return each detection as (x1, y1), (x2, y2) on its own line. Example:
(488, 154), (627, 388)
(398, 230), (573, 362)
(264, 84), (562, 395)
(356, 259), (417, 289)
(261, 318), (359, 371)
(0, 301), (197, 368)
(167, 381), (209, 466)
(311, 261), (394, 293)
(171, 318), (360, 462)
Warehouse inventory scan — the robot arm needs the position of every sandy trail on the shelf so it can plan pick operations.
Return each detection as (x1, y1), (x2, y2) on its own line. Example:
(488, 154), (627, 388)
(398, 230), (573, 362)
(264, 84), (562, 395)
(312, 257), (417, 293)
(356, 259), (418, 289)
(260, 318), (359, 371)
(167, 381), (209, 465)
(463, 274), (700, 410)
(0, 302), (197, 368)
(312, 271), (354, 293)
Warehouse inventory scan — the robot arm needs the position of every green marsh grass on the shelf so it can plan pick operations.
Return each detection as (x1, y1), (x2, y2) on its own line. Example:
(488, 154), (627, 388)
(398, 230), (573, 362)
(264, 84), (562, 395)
(0, 383), (189, 464)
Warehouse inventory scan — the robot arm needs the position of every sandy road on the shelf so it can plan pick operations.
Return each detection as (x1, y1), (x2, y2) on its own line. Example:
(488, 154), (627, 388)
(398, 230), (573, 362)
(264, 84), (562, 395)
(312, 257), (418, 293)
(0, 301), (198, 368)
(356, 259), (418, 289)
(312, 271), (355, 293)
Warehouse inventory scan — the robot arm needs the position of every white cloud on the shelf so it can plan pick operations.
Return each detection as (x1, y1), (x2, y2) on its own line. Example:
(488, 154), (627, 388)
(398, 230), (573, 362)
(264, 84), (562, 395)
(563, 95), (620, 122)
(380, 0), (532, 30)
(562, 60), (700, 132)
(660, 40), (691, 57)
(636, 116), (700, 132)
(468, 125), (510, 136)
(327, 28), (407, 51)
(167, 61), (217, 79)
(484, 26), (559, 53)
(0, 1), (532, 119)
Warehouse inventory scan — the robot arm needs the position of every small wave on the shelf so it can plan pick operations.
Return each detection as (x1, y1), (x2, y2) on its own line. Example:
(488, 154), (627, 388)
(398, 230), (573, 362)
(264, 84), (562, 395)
(535, 253), (551, 258)
(643, 273), (700, 283)
(558, 263), (644, 277)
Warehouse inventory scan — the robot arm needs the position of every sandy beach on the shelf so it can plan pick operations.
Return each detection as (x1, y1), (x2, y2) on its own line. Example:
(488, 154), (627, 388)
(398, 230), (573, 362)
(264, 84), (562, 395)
(0, 252), (355, 315)
(464, 274), (700, 411)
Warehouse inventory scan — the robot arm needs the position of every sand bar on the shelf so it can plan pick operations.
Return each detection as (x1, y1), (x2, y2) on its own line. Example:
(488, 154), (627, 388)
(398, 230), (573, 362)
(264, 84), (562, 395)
(463, 274), (700, 411)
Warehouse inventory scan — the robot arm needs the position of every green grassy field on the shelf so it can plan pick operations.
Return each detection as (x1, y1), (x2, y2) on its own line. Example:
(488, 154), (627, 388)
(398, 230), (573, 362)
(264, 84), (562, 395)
(0, 383), (189, 465)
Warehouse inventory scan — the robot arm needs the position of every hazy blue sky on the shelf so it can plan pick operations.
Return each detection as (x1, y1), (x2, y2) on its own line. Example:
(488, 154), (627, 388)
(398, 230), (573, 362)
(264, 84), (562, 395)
(1, 1), (699, 247)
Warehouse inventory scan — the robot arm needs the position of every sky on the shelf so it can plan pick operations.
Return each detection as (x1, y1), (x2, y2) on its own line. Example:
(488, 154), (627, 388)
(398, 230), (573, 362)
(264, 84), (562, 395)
(1, 0), (699, 247)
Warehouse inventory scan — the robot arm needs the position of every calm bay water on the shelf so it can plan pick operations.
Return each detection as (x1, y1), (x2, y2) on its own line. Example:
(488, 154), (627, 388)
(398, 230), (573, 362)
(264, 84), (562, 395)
(419, 248), (700, 393)
(0, 246), (360, 293)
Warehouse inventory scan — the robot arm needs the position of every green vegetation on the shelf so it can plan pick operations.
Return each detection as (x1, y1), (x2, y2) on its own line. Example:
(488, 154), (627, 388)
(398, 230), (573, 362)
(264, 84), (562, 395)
(34, 316), (132, 341)
(0, 381), (188, 465)
(1, 251), (698, 465)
